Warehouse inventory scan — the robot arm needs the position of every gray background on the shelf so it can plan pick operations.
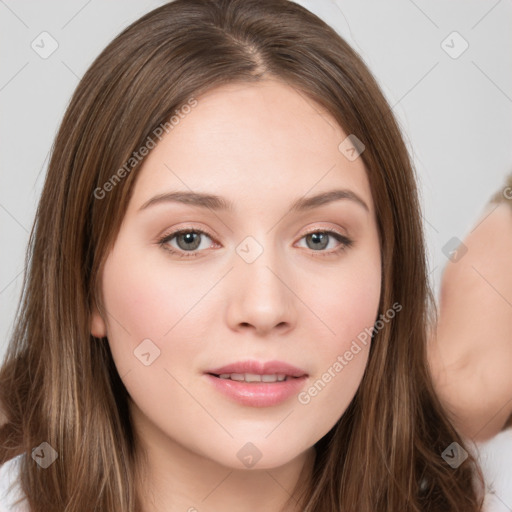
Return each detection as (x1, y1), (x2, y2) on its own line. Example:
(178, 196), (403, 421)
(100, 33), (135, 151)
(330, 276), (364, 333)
(1, 0), (511, 361)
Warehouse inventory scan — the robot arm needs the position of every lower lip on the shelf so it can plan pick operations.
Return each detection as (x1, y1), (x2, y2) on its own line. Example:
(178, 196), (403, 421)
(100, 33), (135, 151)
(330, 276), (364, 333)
(204, 374), (308, 407)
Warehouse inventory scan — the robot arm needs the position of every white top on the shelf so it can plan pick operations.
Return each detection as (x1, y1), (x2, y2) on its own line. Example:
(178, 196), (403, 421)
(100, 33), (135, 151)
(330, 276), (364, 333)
(0, 454), (28, 511)
(469, 427), (512, 511)
(0, 429), (511, 510)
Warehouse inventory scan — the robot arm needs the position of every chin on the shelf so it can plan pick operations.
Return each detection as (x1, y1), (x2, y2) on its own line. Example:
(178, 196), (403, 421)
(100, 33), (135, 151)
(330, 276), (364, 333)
(206, 441), (311, 471)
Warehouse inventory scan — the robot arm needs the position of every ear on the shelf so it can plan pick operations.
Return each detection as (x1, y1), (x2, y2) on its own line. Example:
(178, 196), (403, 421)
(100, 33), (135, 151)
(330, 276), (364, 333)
(90, 302), (107, 338)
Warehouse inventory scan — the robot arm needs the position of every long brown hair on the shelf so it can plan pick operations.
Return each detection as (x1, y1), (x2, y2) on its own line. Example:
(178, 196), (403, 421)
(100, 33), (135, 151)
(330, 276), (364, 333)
(0, 0), (484, 510)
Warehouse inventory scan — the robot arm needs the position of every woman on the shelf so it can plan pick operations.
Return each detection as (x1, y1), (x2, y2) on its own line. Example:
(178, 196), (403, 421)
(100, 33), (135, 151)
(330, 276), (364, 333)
(0, 0), (483, 510)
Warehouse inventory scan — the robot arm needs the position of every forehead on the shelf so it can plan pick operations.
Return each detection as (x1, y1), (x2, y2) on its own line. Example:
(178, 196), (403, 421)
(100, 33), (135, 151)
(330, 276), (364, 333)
(128, 79), (374, 215)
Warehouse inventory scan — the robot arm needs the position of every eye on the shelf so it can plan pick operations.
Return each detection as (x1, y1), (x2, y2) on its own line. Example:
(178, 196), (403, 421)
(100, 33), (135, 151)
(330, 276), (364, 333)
(296, 229), (353, 257)
(157, 227), (353, 259)
(158, 228), (217, 258)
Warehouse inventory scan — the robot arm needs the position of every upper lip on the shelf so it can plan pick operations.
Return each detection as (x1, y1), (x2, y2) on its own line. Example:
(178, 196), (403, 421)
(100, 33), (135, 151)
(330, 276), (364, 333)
(206, 360), (308, 377)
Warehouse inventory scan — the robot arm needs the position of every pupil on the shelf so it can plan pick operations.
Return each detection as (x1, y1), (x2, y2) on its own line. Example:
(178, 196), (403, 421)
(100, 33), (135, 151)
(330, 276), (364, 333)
(179, 232), (199, 250)
(309, 232), (327, 250)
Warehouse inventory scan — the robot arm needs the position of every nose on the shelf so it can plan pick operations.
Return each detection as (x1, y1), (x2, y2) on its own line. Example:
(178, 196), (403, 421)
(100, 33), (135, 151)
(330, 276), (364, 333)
(225, 243), (297, 336)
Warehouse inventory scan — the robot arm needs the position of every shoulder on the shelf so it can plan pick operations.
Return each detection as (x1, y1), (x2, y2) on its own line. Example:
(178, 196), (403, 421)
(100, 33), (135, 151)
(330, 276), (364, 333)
(473, 427), (512, 512)
(0, 454), (29, 512)
(431, 201), (512, 438)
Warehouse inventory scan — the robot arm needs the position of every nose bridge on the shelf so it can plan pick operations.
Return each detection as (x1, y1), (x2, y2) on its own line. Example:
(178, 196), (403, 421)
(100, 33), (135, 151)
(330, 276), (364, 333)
(236, 233), (287, 299)
(227, 233), (295, 332)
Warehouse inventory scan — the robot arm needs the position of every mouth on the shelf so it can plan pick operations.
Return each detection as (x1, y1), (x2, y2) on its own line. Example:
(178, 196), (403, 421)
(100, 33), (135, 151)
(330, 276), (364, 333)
(204, 360), (309, 407)
(205, 360), (308, 380)
(207, 372), (299, 383)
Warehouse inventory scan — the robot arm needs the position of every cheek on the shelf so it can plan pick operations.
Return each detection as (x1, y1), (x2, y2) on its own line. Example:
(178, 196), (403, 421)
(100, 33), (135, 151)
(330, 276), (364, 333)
(297, 251), (381, 421)
(311, 250), (381, 356)
(99, 248), (211, 371)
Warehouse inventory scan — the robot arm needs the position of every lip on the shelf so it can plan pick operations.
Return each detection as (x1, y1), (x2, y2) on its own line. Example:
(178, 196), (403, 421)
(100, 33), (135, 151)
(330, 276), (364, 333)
(206, 360), (308, 378)
(204, 360), (309, 407)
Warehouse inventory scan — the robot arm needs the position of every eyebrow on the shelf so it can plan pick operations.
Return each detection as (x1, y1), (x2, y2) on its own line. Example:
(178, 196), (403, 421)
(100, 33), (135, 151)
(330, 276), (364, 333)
(138, 189), (369, 213)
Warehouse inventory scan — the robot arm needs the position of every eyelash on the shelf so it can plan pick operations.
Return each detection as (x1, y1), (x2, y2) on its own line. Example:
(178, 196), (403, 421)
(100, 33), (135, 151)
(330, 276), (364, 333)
(157, 226), (353, 259)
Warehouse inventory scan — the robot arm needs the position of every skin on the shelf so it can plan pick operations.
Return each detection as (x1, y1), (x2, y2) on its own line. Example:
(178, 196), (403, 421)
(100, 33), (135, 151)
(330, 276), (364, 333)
(428, 201), (512, 442)
(90, 79), (382, 512)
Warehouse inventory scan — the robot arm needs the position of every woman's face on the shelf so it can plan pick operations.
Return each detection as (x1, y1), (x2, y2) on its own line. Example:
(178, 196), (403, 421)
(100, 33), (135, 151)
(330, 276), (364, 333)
(91, 79), (381, 470)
